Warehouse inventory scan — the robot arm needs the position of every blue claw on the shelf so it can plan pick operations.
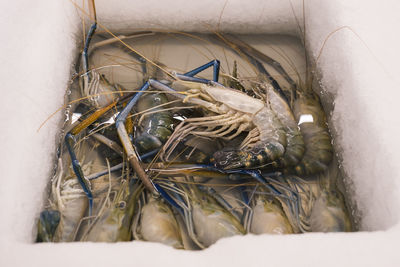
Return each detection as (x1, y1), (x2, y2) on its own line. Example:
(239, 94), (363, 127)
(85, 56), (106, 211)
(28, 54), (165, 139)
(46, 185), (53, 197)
(65, 133), (93, 216)
(184, 59), (220, 82)
(82, 22), (97, 75)
(166, 163), (282, 196)
(153, 183), (184, 215)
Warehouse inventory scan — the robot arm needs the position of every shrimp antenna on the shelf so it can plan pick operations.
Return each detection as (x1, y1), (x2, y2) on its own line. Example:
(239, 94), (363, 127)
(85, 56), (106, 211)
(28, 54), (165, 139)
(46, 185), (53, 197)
(82, 0), (97, 76)
(300, 0), (309, 85)
(289, 0), (308, 87)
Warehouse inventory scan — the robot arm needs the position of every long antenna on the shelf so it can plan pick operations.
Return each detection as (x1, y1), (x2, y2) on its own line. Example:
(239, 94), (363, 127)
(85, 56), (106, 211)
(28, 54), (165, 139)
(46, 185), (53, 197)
(302, 0), (309, 86)
(289, 0), (307, 90)
(88, 0), (97, 22)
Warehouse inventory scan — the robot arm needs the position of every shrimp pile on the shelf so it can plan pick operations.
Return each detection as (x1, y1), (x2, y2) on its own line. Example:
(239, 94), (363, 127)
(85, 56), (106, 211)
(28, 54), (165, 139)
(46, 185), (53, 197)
(36, 2), (353, 248)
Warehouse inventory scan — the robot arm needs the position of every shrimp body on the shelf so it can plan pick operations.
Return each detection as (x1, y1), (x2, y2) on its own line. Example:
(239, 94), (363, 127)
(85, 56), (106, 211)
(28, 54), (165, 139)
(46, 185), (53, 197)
(138, 197), (183, 249)
(310, 190), (352, 232)
(272, 175), (320, 233)
(54, 178), (88, 242)
(163, 81), (287, 170)
(217, 105), (287, 169)
(191, 191), (245, 247)
(265, 84), (305, 168)
(36, 210), (60, 242)
(250, 196), (293, 235)
(292, 95), (333, 176)
(83, 180), (138, 242)
(218, 34), (329, 175)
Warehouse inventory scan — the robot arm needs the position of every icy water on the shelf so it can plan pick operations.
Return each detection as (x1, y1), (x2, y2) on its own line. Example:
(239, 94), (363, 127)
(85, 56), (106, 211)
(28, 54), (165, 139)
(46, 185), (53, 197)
(36, 32), (355, 248)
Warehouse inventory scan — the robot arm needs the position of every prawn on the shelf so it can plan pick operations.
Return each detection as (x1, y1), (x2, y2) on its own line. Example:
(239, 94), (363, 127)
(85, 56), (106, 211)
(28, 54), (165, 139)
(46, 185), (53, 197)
(52, 158), (89, 242)
(148, 177), (245, 249)
(309, 159), (352, 232)
(160, 77), (288, 170)
(132, 191), (184, 249)
(36, 210), (60, 242)
(179, 178), (245, 248)
(291, 93), (333, 176)
(52, 136), (107, 242)
(82, 178), (141, 242)
(269, 175), (318, 232)
(309, 190), (351, 232)
(217, 34), (305, 169)
(249, 192), (293, 235)
(221, 33), (333, 176)
(190, 189), (245, 247)
(269, 161), (352, 233)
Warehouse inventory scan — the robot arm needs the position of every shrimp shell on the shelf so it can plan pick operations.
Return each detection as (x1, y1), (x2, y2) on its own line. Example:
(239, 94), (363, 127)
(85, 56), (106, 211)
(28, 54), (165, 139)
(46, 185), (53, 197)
(161, 81), (289, 170)
(213, 104), (287, 169)
(250, 196), (293, 235)
(191, 192), (245, 247)
(264, 83), (305, 167)
(36, 210), (60, 242)
(53, 178), (88, 242)
(138, 197), (183, 249)
(292, 95), (333, 176)
(83, 180), (138, 242)
(310, 190), (352, 232)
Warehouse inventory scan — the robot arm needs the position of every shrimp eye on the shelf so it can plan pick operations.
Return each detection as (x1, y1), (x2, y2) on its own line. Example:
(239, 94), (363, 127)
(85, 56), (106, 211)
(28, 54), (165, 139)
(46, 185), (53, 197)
(117, 201), (126, 209)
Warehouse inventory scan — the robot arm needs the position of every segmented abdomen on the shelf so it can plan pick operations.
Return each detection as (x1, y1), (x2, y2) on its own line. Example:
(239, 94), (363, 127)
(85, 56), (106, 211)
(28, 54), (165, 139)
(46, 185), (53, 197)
(213, 107), (287, 169)
(292, 96), (333, 176)
(266, 85), (305, 167)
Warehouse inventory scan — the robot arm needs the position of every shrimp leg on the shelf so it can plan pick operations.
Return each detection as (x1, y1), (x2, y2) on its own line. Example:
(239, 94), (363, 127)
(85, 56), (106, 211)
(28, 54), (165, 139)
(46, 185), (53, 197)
(184, 59), (220, 82)
(82, 22), (97, 80)
(64, 134), (94, 216)
(65, 101), (117, 216)
(115, 80), (157, 193)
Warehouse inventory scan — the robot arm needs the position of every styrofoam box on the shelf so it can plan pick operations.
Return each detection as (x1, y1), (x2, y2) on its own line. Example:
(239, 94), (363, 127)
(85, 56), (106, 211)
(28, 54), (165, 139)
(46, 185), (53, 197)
(1, 0), (400, 266)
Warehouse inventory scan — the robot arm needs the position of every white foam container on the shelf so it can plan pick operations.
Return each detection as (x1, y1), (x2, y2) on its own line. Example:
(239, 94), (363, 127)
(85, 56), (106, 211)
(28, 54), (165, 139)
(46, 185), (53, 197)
(1, 0), (400, 266)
